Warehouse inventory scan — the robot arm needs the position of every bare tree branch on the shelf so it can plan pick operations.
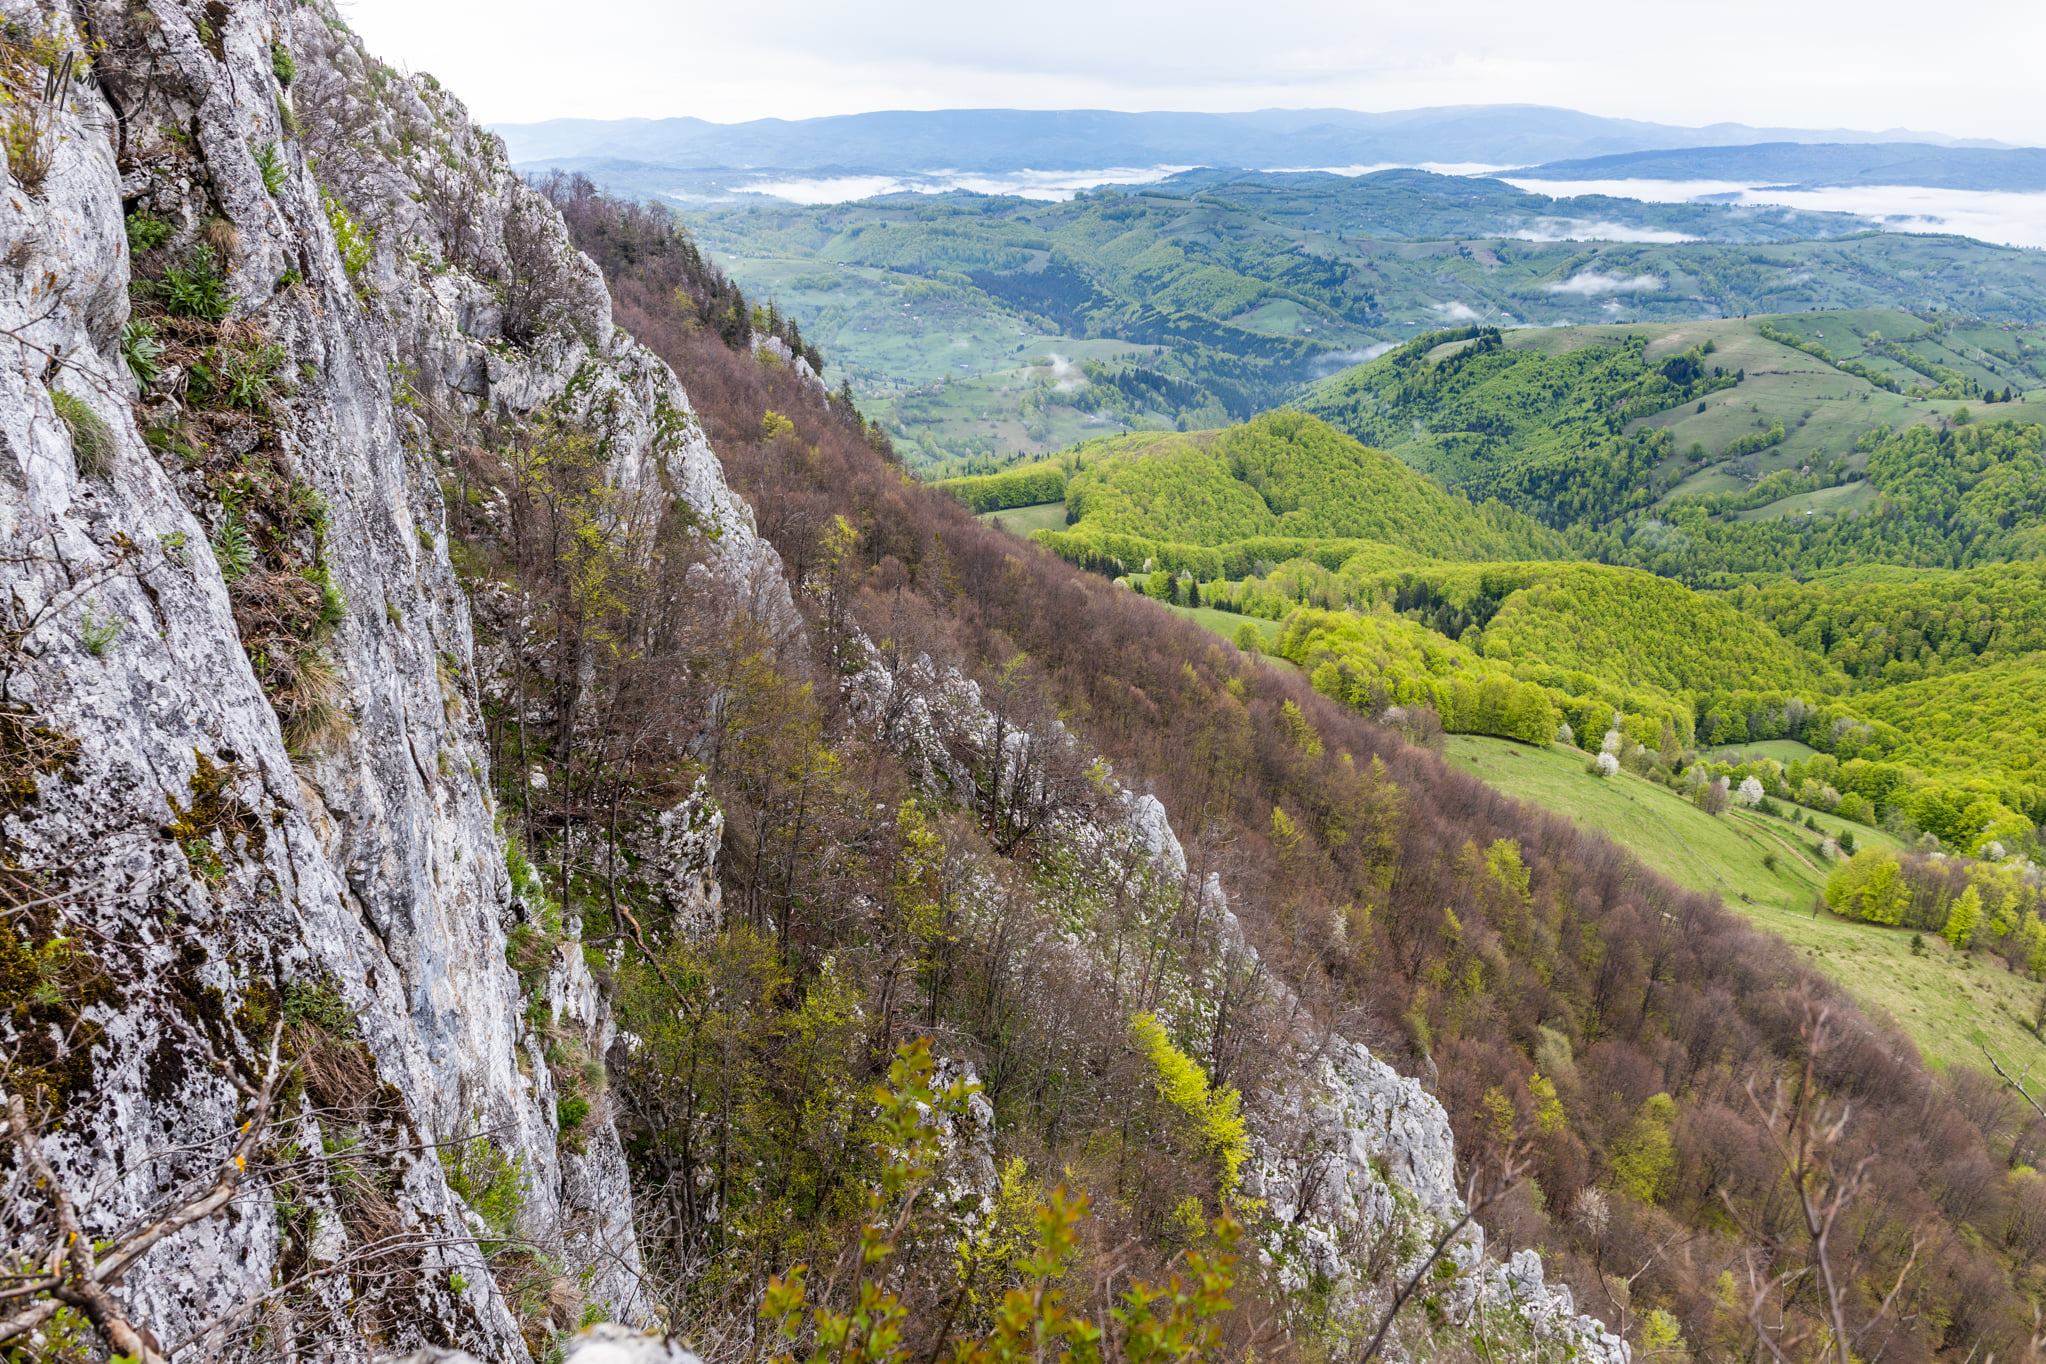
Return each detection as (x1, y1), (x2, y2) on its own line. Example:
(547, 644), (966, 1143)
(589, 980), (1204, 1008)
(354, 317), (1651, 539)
(1356, 1150), (1526, 1364)
(1980, 1041), (2046, 1121)
(0, 1026), (286, 1361)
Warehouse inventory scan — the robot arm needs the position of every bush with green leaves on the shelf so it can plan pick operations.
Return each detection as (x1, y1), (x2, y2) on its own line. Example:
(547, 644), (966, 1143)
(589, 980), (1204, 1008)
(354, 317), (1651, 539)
(125, 209), (173, 254)
(121, 319), (165, 388)
(79, 601), (123, 657)
(211, 512), (255, 581)
(324, 192), (374, 289)
(158, 246), (236, 322)
(191, 339), (289, 415)
(444, 1135), (525, 1255)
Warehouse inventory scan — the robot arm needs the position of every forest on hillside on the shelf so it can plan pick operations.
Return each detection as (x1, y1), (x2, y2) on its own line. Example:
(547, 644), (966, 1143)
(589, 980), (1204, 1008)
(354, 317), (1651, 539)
(927, 294), (2046, 858)
(17, 3), (2046, 1362)
(644, 174), (2046, 467)
(532, 177), (2046, 1364)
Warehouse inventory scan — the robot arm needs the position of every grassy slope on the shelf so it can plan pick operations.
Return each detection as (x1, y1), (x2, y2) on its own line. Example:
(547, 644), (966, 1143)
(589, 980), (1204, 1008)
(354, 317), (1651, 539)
(1704, 738), (1820, 763)
(979, 501), (1071, 534)
(1167, 582), (2046, 1070)
(1160, 601), (1288, 647)
(1443, 735), (2045, 1073)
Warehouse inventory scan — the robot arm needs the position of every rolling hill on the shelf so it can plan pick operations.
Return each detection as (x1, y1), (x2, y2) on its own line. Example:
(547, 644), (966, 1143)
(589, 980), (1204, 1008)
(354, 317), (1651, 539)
(1301, 311), (2046, 532)
(1034, 411), (1564, 576)
(657, 176), (2046, 469)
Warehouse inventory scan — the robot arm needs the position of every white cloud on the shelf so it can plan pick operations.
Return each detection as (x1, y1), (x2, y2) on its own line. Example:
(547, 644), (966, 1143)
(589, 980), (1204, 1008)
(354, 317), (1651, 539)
(1545, 271), (1664, 296)
(1309, 341), (1397, 376)
(1433, 301), (1483, 321)
(1512, 219), (1699, 244)
(338, 0), (2046, 143)
(1506, 178), (2046, 250)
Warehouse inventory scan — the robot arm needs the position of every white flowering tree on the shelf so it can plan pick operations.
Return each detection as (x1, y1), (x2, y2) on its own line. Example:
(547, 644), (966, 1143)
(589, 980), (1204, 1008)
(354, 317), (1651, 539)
(1736, 776), (1765, 807)
(1595, 751), (1620, 778)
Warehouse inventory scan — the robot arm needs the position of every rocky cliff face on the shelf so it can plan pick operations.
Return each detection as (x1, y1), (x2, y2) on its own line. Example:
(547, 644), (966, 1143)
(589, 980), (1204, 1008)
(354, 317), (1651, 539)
(0, 0), (771, 1356)
(0, 4), (1620, 1361)
(842, 644), (1626, 1361)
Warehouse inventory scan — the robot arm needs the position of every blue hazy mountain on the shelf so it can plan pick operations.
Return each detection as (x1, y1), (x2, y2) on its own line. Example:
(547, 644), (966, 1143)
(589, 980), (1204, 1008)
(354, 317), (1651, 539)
(1512, 141), (2046, 192)
(495, 105), (2002, 175)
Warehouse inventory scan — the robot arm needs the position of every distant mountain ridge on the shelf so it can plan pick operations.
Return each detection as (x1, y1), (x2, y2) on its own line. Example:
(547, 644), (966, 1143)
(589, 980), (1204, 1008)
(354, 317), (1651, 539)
(1512, 141), (2046, 192)
(494, 104), (2003, 175)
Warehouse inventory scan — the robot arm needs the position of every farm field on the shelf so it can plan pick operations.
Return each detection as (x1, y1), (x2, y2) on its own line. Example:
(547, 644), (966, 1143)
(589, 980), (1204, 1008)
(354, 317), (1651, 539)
(1703, 739), (1821, 764)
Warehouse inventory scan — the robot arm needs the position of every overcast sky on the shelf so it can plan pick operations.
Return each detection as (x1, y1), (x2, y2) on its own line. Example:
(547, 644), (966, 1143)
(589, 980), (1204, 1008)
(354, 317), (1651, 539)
(339, 0), (2046, 144)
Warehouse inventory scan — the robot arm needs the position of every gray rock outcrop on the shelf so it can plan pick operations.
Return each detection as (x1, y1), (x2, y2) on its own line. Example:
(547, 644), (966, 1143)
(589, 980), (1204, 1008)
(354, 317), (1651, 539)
(0, 0), (759, 1355)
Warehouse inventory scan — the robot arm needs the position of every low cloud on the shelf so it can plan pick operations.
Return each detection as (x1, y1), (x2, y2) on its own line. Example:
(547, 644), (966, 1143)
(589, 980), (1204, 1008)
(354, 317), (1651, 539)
(1432, 300), (1482, 321)
(1044, 352), (1087, 392)
(1513, 220), (1699, 244)
(1545, 271), (1664, 296)
(1309, 341), (1397, 376)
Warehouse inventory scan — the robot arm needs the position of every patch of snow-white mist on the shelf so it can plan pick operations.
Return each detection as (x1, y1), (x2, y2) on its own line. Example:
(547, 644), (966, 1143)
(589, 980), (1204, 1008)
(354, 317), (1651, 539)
(1309, 341), (1397, 376)
(1546, 271), (1664, 296)
(1269, 161), (1517, 177)
(734, 165), (1193, 204)
(1043, 352), (1087, 392)
(1504, 177), (2046, 250)
(1513, 218), (1699, 243)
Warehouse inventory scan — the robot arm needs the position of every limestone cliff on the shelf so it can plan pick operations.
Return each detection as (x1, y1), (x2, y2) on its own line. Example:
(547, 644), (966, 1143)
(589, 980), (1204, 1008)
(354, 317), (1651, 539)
(0, 0), (765, 1355)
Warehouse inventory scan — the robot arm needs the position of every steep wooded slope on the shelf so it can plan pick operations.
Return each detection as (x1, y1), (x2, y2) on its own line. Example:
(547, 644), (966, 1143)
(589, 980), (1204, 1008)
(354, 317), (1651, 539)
(0, 8), (1618, 1364)
(564, 185), (2046, 1364)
